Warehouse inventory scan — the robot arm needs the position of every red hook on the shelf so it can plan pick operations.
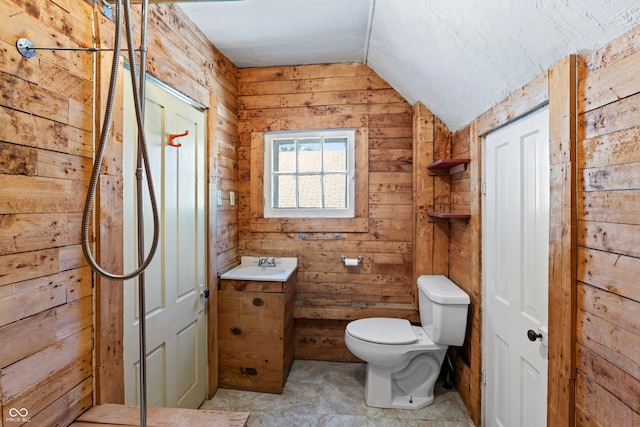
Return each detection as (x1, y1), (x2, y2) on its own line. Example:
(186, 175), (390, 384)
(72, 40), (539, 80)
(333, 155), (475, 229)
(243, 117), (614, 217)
(168, 130), (189, 147)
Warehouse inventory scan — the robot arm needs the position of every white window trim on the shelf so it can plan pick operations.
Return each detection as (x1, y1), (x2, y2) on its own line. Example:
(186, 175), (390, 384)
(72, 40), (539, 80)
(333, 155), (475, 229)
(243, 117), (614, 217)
(263, 129), (355, 218)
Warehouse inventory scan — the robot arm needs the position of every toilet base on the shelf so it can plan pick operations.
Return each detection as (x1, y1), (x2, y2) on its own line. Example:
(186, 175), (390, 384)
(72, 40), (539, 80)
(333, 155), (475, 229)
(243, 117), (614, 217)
(367, 393), (434, 410)
(364, 349), (447, 410)
(390, 395), (434, 410)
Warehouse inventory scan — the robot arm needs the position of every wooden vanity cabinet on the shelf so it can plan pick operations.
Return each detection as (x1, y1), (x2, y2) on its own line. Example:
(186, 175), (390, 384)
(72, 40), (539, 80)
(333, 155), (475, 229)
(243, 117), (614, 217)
(217, 271), (296, 393)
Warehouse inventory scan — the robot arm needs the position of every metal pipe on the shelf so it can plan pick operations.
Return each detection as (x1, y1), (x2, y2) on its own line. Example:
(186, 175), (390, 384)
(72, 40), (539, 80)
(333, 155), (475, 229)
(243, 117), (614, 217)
(23, 47), (142, 52)
(135, 0), (150, 425)
(81, 0), (158, 425)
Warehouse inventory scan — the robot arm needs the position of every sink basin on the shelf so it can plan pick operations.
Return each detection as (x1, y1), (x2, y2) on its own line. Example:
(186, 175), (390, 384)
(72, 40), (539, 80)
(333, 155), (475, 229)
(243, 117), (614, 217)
(233, 266), (286, 276)
(220, 257), (297, 282)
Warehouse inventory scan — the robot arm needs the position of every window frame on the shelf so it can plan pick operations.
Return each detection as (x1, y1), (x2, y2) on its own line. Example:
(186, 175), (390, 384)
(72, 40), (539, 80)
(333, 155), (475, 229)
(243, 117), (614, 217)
(249, 128), (369, 234)
(263, 129), (355, 219)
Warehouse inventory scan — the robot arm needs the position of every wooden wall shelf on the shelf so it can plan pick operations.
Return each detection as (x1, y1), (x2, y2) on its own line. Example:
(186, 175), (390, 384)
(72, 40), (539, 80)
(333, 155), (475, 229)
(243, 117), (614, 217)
(427, 159), (472, 219)
(427, 212), (471, 220)
(427, 158), (471, 170)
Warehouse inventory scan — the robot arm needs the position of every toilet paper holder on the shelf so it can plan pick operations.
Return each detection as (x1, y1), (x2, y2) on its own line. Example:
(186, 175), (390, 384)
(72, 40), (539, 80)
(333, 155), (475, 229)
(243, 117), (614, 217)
(341, 256), (363, 266)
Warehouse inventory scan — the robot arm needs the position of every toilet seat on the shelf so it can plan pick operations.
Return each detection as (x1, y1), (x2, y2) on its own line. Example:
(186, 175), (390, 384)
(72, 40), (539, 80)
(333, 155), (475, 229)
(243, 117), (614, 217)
(346, 318), (417, 344)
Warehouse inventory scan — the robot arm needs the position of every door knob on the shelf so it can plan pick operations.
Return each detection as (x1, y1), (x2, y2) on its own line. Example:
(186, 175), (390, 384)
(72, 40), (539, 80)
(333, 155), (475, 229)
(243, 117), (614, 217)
(527, 329), (542, 342)
(200, 288), (210, 299)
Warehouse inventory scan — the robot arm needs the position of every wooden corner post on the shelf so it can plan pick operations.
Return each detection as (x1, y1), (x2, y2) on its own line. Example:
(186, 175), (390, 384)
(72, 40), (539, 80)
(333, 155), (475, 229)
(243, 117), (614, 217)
(547, 54), (578, 427)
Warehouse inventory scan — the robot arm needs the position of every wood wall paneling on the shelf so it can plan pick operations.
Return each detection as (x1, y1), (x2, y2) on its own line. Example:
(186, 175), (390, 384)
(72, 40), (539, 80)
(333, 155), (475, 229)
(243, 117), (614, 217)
(237, 63), (418, 362)
(0, 0), (95, 424)
(476, 73), (549, 136)
(92, 3), (239, 404)
(575, 25), (640, 426)
(4, 0), (640, 424)
(94, 54), (126, 404)
(0, 0), (238, 421)
(412, 102), (435, 291)
(448, 34), (640, 426)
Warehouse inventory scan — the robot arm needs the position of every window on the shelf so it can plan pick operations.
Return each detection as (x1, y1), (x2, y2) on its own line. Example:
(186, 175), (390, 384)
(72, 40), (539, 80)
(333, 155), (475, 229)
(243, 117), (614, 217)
(264, 129), (355, 218)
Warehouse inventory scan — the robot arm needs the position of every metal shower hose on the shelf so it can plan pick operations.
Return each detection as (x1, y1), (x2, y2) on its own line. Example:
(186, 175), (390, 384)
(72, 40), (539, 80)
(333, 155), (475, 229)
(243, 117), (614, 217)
(81, 0), (159, 281)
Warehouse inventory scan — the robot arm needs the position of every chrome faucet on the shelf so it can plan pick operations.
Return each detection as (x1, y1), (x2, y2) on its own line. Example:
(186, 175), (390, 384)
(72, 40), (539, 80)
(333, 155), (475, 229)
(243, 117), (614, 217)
(258, 257), (276, 267)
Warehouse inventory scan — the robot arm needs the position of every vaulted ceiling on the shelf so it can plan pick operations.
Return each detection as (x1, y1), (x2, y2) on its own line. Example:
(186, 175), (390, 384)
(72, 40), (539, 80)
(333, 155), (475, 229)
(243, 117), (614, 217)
(179, 0), (640, 131)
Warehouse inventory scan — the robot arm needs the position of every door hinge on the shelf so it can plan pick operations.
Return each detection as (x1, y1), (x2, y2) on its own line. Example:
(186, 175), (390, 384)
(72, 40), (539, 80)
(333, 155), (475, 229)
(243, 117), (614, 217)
(482, 182), (487, 195)
(483, 370), (488, 385)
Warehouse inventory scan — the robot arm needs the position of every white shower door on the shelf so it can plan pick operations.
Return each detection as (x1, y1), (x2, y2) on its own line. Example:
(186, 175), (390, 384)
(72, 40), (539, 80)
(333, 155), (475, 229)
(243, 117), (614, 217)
(483, 106), (550, 426)
(122, 70), (208, 409)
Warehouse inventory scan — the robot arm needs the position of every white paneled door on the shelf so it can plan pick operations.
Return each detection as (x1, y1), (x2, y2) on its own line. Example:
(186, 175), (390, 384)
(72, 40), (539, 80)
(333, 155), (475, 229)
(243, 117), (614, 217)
(122, 70), (207, 409)
(483, 107), (550, 427)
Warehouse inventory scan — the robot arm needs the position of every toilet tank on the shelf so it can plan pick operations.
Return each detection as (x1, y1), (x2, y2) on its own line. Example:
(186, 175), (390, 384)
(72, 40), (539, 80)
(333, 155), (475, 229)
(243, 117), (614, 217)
(417, 275), (470, 346)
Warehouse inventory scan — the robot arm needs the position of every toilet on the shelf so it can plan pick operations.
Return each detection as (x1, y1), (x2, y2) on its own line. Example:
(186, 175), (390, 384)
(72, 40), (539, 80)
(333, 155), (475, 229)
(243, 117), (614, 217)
(344, 275), (470, 409)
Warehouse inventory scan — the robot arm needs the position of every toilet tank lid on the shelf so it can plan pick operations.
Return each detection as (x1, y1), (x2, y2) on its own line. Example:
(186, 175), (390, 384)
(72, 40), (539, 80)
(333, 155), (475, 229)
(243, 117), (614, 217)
(347, 318), (417, 344)
(418, 275), (470, 304)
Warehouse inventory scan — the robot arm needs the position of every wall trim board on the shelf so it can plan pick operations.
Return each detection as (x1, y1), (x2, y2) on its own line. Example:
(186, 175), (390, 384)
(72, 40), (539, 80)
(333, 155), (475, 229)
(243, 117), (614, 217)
(449, 120), (482, 426)
(546, 55), (578, 427)
(207, 92), (220, 398)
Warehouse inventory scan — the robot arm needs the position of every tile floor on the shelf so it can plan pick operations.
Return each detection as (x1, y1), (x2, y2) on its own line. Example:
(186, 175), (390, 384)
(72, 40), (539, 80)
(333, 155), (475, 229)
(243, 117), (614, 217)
(201, 360), (475, 427)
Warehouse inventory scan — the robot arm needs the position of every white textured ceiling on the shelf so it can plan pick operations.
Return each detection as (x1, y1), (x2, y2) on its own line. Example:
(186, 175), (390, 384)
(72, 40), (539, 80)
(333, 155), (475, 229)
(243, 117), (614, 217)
(180, 0), (640, 131)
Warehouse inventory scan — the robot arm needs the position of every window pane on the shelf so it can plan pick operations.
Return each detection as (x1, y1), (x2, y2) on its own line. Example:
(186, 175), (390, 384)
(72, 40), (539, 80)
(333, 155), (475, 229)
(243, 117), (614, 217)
(298, 138), (322, 172)
(273, 139), (295, 172)
(323, 174), (347, 208)
(298, 175), (322, 208)
(324, 137), (347, 172)
(264, 129), (355, 218)
(273, 175), (296, 208)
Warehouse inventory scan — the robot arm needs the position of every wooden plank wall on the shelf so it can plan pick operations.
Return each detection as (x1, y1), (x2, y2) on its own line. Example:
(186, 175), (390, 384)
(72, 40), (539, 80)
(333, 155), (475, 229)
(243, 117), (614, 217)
(92, 2), (238, 401)
(452, 25), (640, 423)
(576, 24), (640, 425)
(0, 0), (95, 424)
(413, 103), (452, 283)
(236, 63), (420, 361)
(0, 1), (238, 422)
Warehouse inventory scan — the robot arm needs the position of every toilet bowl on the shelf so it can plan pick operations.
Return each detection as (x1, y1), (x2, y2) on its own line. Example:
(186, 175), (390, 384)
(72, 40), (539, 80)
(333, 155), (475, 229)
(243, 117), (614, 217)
(344, 275), (470, 409)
